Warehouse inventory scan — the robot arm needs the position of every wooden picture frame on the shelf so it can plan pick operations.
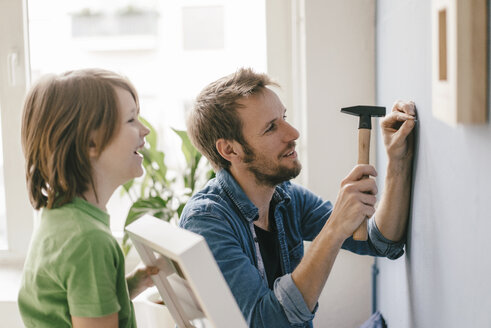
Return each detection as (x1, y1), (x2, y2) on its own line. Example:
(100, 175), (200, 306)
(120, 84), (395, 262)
(126, 216), (247, 328)
(431, 0), (488, 125)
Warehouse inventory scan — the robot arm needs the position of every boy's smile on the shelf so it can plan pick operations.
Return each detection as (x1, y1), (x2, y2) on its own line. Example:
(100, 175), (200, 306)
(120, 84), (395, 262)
(91, 87), (150, 189)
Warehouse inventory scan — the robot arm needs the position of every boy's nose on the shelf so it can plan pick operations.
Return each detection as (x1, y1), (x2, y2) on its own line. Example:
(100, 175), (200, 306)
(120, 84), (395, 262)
(141, 122), (150, 137)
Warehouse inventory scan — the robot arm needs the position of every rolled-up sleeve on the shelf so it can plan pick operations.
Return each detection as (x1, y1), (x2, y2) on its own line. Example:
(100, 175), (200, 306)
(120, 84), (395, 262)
(181, 211), (310, 327)
(273, 274), (316, 325)
(367, 218), (405, 260)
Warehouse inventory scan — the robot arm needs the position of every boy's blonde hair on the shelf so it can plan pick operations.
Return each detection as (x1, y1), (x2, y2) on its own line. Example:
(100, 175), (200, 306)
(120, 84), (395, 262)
(21, 68), (139, 209)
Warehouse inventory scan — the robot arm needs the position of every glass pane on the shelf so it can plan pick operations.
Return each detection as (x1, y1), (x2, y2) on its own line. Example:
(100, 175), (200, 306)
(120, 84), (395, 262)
(27, 0), (267, 234)
(0, 113), (7, 249)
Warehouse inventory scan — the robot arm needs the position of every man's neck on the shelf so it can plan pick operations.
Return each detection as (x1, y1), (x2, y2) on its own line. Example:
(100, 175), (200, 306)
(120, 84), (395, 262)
(229, 168), (275, 231)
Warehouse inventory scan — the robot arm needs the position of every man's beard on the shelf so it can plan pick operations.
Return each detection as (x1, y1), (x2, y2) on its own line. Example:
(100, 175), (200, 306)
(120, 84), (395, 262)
(242, 141), (302, 187)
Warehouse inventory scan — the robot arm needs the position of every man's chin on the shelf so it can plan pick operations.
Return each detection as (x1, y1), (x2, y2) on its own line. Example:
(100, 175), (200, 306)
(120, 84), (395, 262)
(245, 159), (302, 186)
(287, 164), (302, 181)
(294, 160), (302, 172)
(284, 159), (302, 176)
(263, 167), (302, 186)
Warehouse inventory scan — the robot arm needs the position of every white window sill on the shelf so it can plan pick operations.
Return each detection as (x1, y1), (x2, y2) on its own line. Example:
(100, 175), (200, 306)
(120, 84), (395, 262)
(0, 262), (23, 302)
(0, 262), (24, 327)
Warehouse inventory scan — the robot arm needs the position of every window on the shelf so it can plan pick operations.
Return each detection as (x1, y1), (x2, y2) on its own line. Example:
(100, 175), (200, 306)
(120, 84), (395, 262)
(0, 0), (296, 262)
(27, 0), (267, 235)
(182, 6), (224, 50)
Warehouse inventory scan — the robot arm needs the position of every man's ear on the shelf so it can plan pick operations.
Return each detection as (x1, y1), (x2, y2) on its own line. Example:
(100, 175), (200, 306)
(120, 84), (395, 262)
(216, 138), (239, 163)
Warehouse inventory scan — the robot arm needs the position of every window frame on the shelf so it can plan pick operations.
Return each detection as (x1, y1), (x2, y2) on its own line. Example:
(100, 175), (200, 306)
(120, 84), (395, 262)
(0, 0), (33, 264)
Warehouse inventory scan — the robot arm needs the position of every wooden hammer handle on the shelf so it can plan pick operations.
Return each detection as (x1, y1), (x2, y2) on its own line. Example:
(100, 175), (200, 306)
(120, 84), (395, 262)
(353, 128), (371, 241)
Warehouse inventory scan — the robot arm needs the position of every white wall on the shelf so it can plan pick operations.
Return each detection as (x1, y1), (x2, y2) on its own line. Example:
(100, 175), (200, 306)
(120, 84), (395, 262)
(376, 1), (491, 327)
(303, 1), (376, 327)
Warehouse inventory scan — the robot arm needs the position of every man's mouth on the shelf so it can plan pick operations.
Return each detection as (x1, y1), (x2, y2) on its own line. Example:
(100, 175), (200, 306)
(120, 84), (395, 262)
(281, 142), (297, 159)
(282, 149), (297, 158)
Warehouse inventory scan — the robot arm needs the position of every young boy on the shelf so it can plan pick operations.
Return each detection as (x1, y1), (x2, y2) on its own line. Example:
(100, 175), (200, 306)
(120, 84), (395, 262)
(18, 69), (157, 327)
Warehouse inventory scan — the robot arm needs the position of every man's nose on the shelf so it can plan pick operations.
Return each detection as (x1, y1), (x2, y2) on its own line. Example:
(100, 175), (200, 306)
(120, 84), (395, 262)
(283, 121), (299, 141)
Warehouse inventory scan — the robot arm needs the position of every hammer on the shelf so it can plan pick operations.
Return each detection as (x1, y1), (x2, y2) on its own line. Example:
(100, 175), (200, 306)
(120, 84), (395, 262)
(341, 105), (386, 241)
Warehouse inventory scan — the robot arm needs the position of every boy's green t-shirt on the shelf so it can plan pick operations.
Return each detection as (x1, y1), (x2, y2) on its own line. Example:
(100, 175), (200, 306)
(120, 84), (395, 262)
(18, 197), (136, 327)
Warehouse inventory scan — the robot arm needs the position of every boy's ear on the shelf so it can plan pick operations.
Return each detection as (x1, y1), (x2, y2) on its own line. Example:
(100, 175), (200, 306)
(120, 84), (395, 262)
(88, 132), (98, 158)
(216, 138), (239, 163)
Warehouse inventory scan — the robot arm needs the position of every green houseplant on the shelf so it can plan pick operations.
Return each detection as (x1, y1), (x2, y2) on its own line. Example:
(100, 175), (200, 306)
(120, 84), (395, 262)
(121, 118), (214, 255)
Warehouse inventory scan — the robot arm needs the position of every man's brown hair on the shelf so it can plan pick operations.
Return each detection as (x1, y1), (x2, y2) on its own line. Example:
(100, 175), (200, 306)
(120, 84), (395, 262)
(187, 68), (278, 170)
(21, 68), (139, 209)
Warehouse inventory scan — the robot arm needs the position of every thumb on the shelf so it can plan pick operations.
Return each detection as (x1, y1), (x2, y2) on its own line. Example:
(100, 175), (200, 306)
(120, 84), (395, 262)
(146, 266), (159, 275)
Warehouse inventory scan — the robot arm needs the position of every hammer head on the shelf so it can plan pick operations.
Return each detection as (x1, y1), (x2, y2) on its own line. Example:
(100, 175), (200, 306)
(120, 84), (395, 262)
(341, 105), (386, 129)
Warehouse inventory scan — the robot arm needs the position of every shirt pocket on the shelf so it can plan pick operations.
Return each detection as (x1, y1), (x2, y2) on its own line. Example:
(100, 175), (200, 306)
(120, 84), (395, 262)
(288, 242), (304, 271)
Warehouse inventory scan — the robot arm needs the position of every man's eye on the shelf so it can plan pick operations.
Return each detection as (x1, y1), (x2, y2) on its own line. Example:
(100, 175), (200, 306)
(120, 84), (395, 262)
(128, 118), (135, 123)
(265, 124), (276, 133)
(283, 115), (287, 120)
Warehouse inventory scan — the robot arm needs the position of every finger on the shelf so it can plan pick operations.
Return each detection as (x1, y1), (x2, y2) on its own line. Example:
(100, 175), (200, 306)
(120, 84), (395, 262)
(392, 100), (416, 115)
(356, 178), (378, 195)
(359, 193), (377, 206)
(363, 204), (376, 219)
(381, 112), (415, 129)
(146, 266), (159, 275)
(146, 277), (156, 287)
(393, 119), (416, 143)
(345, 165), (377, 182)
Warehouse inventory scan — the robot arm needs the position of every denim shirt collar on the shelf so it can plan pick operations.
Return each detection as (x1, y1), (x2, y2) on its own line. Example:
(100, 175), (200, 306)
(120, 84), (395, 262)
(217, 169), (293, 285)
(217, 169), (291, 223)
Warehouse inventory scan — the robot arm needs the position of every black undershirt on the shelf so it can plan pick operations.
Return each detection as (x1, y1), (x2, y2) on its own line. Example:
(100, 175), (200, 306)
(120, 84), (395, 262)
(254, 223), (282, 289)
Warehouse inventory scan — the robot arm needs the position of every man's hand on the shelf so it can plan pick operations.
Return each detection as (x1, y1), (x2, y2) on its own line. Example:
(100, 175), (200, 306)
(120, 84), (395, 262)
(126, 265), (159, 300)
(329, 164), (378, 241)
(381, 100), (416, 164)
(375, 100), (416, 241)
(292, 164), (378, 311)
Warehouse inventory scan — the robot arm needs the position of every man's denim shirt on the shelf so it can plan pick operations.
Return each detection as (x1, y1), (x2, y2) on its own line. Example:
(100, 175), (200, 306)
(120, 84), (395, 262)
(180, 169), (404, 328)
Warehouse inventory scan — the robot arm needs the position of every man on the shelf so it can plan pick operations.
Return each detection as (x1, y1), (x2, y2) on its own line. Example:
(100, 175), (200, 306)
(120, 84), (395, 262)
(180, 68), (415, 327)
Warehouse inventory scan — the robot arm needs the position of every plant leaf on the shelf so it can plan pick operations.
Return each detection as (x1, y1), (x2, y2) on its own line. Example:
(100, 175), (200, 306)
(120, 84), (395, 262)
(124, 196), (172, 228)
(173, 129), (198, 167)
(120, 120), (214, 257)
(122, 179), (134, 193)
(140, 117), (158, 149)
